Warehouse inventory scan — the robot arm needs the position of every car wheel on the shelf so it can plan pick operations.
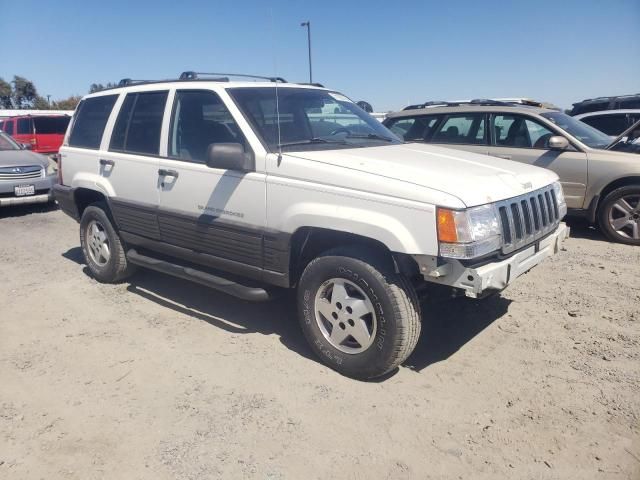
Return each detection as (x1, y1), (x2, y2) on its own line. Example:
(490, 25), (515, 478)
(80, 202), (136, 282)
(598, 185), (640, 246)
(297, 246), (421, 380)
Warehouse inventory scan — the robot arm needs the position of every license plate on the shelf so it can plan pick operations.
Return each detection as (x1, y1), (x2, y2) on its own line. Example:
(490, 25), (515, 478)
(14, 184), (35, 197)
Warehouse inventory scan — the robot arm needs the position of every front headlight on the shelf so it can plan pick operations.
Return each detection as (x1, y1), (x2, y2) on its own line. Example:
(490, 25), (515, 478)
(437, 204), (502, 259)
(46, 159), (58, 176)
(552, 181), (568, 219)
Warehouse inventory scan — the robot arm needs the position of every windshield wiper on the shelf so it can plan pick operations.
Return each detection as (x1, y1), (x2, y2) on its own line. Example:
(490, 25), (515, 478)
(344, 133), (394, 142)
(277, 138), (353, 148)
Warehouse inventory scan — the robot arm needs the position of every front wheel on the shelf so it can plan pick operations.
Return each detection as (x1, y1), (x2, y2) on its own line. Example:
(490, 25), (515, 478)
(598, 185), (640, 245)
(297, 247), (421, 380)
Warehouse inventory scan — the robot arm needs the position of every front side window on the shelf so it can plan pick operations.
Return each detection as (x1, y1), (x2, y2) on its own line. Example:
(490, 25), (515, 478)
(169, 90), (246, 162)
(581, 114), (629, 136)
(229, 87), (401, 151)
(17, 117), (33, 135)
(386, 115), (439, 141)
(493, 114), (554, 149)
(69, 95), (118, 149)
(110, 91), (168, 155)
(431, 113), (486, 145)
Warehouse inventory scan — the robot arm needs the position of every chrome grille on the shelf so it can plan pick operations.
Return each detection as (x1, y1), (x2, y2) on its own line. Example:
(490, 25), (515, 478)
(0, 165), (43, 181)
(497, 185), (561, 254)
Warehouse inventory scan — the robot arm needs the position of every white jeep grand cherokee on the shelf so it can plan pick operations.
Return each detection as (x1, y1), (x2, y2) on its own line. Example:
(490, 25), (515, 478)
(54, 72), (568, 379)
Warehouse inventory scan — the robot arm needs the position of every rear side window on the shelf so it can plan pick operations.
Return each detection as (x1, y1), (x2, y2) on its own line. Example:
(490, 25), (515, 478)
(432, 113), (486, 145)
(17, 118), (33, 135)
(69, 95), (118, 149)
(33, 116), (71, 134)
(386, 115), (439, 141)
(581, 114), (629, 136)
(110, 91), (168, 155)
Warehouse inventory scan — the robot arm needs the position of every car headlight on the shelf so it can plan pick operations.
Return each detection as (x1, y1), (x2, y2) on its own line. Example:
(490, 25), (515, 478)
(437, 204), (502, 259)
(553, 181), (567, 219)
(46, 159), (58, 176)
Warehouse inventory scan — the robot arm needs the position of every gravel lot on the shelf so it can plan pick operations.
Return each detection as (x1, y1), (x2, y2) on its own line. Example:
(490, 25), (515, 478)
(1, 205), (638, 480)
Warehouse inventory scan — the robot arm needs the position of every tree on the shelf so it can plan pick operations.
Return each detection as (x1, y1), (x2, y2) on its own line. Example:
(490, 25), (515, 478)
(52, 96), (81, 110)
(0, 77), (12, 108)
(12, 75), (38, 108)
(89, 82), (117, 93)
(33, 96), (50, 109)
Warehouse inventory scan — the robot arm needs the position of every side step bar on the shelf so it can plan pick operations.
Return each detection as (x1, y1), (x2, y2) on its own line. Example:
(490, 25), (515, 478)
(126, 249), (271, 302)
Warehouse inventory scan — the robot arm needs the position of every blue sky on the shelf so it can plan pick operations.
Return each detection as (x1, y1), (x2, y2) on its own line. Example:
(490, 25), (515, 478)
(2, 0), (639, 111)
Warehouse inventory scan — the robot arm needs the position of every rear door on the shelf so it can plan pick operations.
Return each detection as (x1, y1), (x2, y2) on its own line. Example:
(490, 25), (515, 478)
(424, 112), (490, 155)
(32, 116), (71, 153)
(157, 88), (267, 280)
(92, 91), (167, 240)
(488, 113), (588, 209)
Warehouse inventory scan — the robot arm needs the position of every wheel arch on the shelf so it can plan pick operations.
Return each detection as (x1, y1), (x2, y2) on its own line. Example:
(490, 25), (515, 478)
(591, 176), (640, 221)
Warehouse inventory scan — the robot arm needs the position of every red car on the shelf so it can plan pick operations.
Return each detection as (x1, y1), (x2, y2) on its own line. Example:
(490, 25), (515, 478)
(0, 114), (71, 155)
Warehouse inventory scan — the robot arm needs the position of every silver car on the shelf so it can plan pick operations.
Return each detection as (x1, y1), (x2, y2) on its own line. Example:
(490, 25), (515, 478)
(0, 131), (58, 207)
(384, 101), (640, 245)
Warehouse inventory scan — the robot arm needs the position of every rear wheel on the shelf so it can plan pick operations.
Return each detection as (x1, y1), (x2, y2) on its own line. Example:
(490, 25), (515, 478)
(80, 202), (136, 282)
(297, 247), (421, 380)
(598, 185), (640, 245)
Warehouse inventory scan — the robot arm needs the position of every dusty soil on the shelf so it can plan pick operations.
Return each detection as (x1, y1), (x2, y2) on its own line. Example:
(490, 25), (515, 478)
(1, 205), (638, 480)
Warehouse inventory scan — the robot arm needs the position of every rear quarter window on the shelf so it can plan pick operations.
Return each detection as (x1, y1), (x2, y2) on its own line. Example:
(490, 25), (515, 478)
(33, 116), (71, 134)
(68, 95), (118, 149)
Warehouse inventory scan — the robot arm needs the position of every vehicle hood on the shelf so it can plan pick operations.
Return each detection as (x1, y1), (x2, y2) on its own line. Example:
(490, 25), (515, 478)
(0, 150), (50, 168)
(286, 143), (558, 207)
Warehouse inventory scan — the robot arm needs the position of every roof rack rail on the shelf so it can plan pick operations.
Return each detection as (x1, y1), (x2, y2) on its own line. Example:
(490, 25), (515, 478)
(179, 71), (287, 83)
(297, 82), (325, 88)
(117, 78), (158, 87)
(403, 98), (520, 110)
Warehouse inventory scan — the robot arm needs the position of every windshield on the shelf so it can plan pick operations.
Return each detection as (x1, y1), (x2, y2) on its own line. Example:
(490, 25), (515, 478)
(0, 132), (20, 151)
(541, 112), (612, 149)
(228, 87), (401, 151)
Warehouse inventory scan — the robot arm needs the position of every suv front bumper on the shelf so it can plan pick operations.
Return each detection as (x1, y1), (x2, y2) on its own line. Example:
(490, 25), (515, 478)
(416, 222), (569, 298)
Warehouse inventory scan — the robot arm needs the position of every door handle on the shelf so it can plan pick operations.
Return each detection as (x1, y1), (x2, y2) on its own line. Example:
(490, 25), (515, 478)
(158, 168), (179, 178)
(99, 159), (114, 166)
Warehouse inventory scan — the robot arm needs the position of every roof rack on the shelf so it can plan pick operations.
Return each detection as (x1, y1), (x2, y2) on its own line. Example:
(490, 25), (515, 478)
(179, 71), (287, 83)
(297, 82), (325, 88)
(402, 99), (513, 110)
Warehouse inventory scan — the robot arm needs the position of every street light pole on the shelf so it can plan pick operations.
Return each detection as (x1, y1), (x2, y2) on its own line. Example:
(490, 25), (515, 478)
(300, 21), (312, 83)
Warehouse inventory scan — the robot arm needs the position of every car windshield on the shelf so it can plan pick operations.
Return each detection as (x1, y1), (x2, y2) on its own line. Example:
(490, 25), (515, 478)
(541, 112), (612, 149)
(228, 87), (401, 151)
(0, 132), (20, 151)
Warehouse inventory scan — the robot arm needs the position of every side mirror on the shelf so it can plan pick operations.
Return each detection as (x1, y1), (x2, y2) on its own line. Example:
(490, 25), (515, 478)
(548, 136), (569, 150)
(206, 143), (246, 171)
(21, 143), (33, 150)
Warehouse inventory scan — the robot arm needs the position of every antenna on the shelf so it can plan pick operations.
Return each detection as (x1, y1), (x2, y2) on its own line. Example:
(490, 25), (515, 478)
(270, 8), (283, 159)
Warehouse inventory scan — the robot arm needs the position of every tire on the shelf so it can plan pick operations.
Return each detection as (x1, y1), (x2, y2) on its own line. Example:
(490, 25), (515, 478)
(79, 201), (136, 282)
(597, 185), (640, 246)
(297, 246), (421, 380)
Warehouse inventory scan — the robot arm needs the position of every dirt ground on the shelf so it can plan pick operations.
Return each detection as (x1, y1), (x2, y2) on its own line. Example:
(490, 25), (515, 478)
(0, 204), (638, 480)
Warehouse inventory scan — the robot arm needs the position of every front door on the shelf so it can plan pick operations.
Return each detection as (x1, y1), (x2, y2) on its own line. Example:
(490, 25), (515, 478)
(488, 113), (588, 209)
(157, 89), (267, 280)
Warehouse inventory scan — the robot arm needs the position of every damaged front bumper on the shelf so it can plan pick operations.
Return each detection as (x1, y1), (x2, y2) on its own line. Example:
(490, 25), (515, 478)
(414, 223), (570, 298)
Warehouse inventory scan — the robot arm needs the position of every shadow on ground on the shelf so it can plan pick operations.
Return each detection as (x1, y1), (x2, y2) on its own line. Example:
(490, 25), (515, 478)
(62, 246), (512, 379)
(0, 202), (58, 219)
(564, 217), (608, 241)
(404, 294), (511, 372)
